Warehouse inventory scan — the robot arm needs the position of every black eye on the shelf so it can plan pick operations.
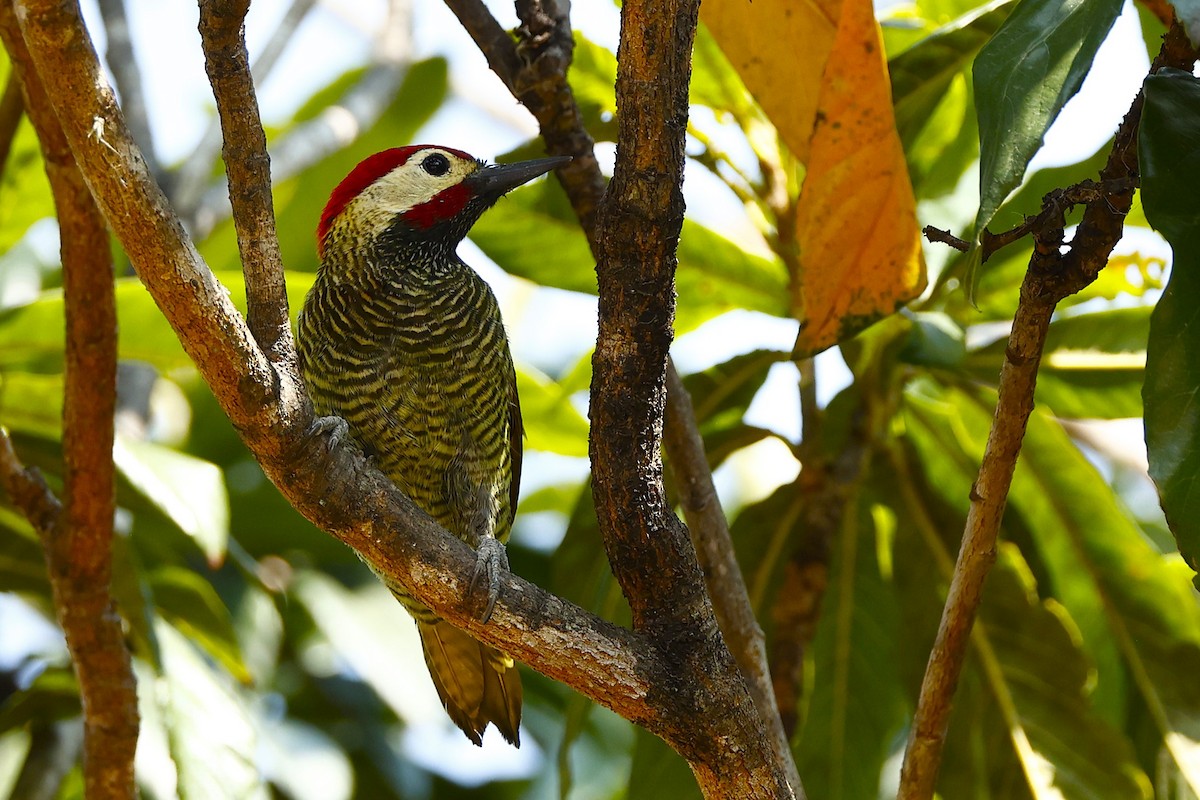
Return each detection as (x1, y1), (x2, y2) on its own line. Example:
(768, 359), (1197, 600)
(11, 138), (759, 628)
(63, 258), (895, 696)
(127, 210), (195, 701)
(421, 153), (450, 176)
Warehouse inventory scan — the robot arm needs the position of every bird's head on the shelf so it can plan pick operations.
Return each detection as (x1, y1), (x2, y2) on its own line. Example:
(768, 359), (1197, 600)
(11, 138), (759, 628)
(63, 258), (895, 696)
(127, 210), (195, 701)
(317, 145), (569, 264)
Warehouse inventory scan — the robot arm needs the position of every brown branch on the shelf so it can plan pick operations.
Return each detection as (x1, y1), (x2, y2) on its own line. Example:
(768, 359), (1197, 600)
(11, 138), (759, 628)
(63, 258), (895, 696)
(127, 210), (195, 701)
(197, 0), (292, 364)
(96, 0), (158, 181)
(0, 9), (136, 797)
(11, 0), (677, 747)
(443, 0), (604, 241)
(590, 1), (796, 796)
(898, 21), (1200, 799)
(664, 363), (799, 790)
(0, 68), (22, 175)
(447, 2), (799, 790)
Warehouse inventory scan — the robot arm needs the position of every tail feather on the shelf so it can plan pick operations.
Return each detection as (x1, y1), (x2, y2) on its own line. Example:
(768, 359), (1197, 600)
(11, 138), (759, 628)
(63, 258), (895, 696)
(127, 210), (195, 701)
(418, 620), (522, 747)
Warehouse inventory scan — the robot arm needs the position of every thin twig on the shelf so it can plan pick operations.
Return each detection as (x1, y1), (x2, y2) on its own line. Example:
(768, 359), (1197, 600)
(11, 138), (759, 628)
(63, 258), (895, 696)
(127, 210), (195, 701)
(898, 22), (1200, 799)
(96, 0), (159, 181)
(444, 0), (604, 240)
(172, 0), (319, 216)
(0, 10), (136, 797)
(197, 0), (292, 363)
(189, 8), (410, 238)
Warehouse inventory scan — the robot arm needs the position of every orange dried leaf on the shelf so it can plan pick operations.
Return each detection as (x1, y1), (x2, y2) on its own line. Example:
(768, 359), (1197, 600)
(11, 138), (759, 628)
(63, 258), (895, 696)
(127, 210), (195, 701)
(704, 0), (926, 356)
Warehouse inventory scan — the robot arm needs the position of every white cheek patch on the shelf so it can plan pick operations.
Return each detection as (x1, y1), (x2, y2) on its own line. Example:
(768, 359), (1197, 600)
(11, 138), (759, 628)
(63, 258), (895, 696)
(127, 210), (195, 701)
(338, 152), (478, 242)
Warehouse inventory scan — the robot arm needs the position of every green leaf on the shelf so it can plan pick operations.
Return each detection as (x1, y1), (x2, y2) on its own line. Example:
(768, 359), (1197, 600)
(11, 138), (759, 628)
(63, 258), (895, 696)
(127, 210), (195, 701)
(900, 311), (966, 368)
(907, 382), (1200, 791)
(797, 500), (904, 800)
(0, 117), (54, 255)
(291, 571), (443, 725)
(0, 371), (63, 439)
(149, 566), (249, 684)
(974, 544), (1150, 798)
(682, 349), (789, 431)
(0, 667), (78, 734)
(152, 619), (267, 800)
(0, 507), (48, 596)
(965, 307), (1150, 419)
(113, 435), (230, 564)
(627, 727), (700, 800)
(1140, 68), (1200, 573)
(515, 363), (589, 457)
(675, 223), (789, 331)
(0, 272), (316, 374)
(966, 0), (1122, 298)
(889, 0), (1014, 150)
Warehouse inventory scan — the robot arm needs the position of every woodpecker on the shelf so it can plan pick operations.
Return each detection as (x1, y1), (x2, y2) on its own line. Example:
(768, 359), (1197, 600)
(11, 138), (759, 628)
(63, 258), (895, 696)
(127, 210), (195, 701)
(297, 145), (568, 746)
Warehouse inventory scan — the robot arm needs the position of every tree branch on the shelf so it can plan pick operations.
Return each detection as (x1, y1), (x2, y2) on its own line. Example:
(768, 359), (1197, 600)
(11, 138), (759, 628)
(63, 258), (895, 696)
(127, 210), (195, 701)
(0, 68), (22, 175)
(197, 0), (292, 364)
(664, 363), (798, 787)
(898, 22), (1200, 799)
(11, 0), (674, 746)
(96, 0), (158, 182)
(443, 0), (604, 240)
(171, 0), (318, 217)
(0, 9), (136, 796)
(447, 2), (799, 790)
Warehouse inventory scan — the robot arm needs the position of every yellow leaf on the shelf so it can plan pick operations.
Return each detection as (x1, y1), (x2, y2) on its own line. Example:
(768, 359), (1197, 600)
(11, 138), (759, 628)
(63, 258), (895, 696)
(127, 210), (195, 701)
(704, 0), (926, 356)
(700, 0), (839, 163)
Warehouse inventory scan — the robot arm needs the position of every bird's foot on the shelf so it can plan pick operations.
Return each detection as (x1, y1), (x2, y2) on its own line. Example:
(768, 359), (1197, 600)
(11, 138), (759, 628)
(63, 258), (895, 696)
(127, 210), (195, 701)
(469, 537), (510, 623)
(309, 415), (349, 453)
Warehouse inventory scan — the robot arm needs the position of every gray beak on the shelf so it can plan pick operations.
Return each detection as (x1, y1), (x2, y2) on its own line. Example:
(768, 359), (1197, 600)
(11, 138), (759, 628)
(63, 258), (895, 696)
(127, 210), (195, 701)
(469, 155), (572, 201)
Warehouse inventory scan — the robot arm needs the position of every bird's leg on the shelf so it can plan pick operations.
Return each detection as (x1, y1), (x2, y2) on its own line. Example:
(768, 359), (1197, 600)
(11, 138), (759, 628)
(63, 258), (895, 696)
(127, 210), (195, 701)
(469, 488), (508, 623)
(470, 536), (509, 623)
(309, 414), (349, 452)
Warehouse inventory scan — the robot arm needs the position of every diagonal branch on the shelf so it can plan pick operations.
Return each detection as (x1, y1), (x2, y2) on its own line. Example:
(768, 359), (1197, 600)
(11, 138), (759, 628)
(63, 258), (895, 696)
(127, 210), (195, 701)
(0, 9), (136, 798)
(197, 0), (292, 364)
(96, 0), (159, 182)
(898, 21), (1200, 799)
(12, 0), (669, 744)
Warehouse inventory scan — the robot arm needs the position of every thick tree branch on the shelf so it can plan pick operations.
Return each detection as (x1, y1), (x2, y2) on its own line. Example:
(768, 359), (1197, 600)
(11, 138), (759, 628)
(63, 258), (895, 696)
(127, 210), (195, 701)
(11, 0), (676, 744)
(96, 0), (158, 182)
(446, 2), (798, 790)
(0, 9), (135, 797)
(197, 0), (292, 364)
(898, 22), (1200, 799)
(0, 69), (21, 174)
(590, 0), (795, 796)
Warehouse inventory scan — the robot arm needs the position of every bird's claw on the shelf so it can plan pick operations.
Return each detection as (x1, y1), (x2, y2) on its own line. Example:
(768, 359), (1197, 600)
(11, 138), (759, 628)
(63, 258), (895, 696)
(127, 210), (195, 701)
(310, 415), (349, 453)
(470, 537), (509, 623)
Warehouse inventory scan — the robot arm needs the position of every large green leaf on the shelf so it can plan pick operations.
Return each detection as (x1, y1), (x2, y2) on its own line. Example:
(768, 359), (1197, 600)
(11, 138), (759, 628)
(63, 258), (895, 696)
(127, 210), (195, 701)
(906, 381), (1200, 791)
(965, 307), (1150, 419)
(797, 499), (904, 800)
(0, 371), (62, 438)
(152, 619), (267, 800)
(889, 0), (1014, 150)
(0, 115), (54, 256)
(515, 363), (589, 457)
(114, 435), (229, 565)
(149, 566), (248, 683)
(966, 0), (1122, 297)
(1140, 68), (1200, 573)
